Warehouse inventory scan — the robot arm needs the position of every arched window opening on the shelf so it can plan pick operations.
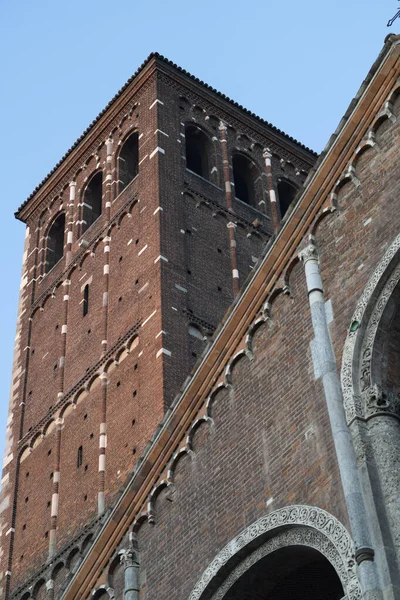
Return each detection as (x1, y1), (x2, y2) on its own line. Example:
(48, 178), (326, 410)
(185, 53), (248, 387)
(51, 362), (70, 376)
(232, 154), (256, 206)
(77, 446), (83, 468)
(46, 213), (66, 273)
(223, 546), (343, 600)
(118, 132), (139, 193)
(185, 125), (210, 179)
(277, 179), (298, 218)
(82, 172), (102, 234)
(83, 284), (89, 317)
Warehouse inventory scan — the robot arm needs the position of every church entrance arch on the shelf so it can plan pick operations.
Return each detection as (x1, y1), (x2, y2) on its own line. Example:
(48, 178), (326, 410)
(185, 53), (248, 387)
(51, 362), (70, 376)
(215, 539), (343, 600)
(188, 506), (360, 600)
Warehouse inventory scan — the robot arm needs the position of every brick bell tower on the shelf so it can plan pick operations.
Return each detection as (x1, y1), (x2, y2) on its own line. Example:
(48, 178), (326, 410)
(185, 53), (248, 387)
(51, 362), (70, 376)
(0, 54), (316, 598)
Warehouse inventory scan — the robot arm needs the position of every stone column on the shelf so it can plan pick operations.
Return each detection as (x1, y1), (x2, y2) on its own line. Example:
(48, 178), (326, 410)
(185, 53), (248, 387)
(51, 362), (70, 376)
(363, 385), (400, 564)
(120, 548), (140, 600)
(299, 243), (381, 599)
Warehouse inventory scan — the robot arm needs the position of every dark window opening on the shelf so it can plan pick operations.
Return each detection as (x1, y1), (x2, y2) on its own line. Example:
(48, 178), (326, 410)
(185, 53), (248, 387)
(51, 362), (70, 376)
(232, 154), (256, 206)
(77, 446), (83, 468)
(83, 284), (89, 317)
(185, 125), (210, 179)
(277, 180), (298, 218)
(46, 213), (66, 272)
(82, 172), (102, 234)
(118, 132), (139, 193)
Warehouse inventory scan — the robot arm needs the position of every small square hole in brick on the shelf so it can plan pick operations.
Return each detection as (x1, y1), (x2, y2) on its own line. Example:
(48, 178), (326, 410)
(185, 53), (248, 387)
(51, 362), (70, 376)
(132, 419), (136, 426)
(132, 390), (137, 397)
(84, 495), (87, 502)
(48, 449), (52, 456)
(84, 464), (88, 472)
(116, 381), (121, 387)
(132, 448), (136, 455)
(47, 500), (51, 508)
(22, 524), (26, 531)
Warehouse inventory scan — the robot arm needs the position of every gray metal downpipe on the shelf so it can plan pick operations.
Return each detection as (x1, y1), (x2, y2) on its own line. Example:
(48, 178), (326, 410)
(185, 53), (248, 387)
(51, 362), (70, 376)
(299, 243), (381, 598)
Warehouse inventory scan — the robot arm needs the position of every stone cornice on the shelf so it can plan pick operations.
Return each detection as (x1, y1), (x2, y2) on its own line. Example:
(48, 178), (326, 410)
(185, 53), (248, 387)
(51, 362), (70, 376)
(59, 36), (400, 600)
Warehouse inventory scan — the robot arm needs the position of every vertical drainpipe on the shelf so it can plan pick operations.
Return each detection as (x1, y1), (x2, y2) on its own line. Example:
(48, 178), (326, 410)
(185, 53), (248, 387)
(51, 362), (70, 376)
(49, 417), (63, 557)
(219, 122), (240, 297)
(98, 138), (113, 515)
(263, 150), (280, 234)
(120, 544), (140, 600)
(299, 243), (381, 597)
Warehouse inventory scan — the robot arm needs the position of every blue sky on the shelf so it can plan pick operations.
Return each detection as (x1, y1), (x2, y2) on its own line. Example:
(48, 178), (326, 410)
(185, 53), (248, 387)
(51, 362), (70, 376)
(0, 0), (397, 464)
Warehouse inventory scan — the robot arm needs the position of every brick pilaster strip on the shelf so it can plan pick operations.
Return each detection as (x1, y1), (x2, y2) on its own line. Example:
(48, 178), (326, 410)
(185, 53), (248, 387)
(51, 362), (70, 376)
(48, 418), (63, 557)
(219, 122), (240, 297)
(263, 150), (280, 234)
(97, 138), (113, 515)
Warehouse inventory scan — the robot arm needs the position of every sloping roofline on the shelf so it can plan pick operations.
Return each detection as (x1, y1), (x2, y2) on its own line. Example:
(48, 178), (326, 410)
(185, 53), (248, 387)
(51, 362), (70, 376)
(15, 52), (317, 219)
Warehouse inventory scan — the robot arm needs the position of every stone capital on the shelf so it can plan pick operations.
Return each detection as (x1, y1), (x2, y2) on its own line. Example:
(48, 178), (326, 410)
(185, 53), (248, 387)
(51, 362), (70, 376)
(119, 548), (138, 569)
(299, 243), (319, 265)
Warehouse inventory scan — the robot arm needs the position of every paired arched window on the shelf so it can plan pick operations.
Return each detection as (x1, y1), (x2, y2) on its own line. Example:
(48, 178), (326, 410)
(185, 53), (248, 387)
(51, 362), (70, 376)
(118, 132), (139, 193)
(82, 172), (103, 234)
(185, 125), (210, 179)
(46, 213), (66, 273)
(277, 179), (298, 218)
(232, 154), (256, 206)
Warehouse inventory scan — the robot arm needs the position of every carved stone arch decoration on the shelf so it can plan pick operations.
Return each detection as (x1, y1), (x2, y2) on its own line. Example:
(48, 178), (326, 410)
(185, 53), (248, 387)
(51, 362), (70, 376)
(341, 233), (400, 423)
(188, 505), (359, 600)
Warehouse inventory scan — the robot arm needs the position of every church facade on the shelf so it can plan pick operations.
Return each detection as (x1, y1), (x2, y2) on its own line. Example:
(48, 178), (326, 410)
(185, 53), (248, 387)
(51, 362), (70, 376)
(2, 34), (400, 600)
